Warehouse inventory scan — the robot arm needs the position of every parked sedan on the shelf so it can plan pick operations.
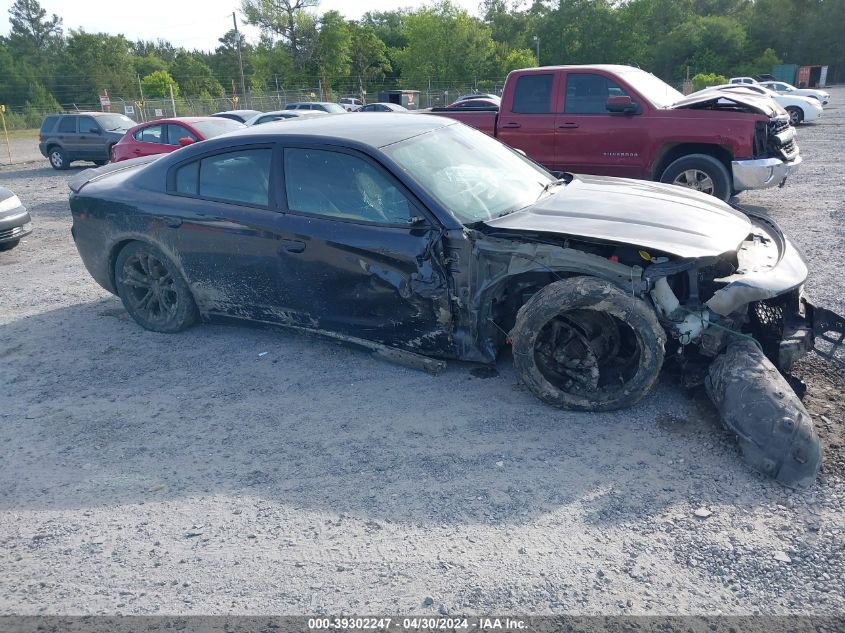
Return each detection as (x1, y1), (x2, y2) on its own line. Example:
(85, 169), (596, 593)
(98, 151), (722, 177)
(0, 186), (32, 251)
(244, 110), (329, 126)
(284, 102), (347, 113)
(68, 113), (841, 487)
(111, 117), (245, 162)
(211, 110), (263, 123)
(359, 103), (408, 112)
(759, 81), (830, 105)
(445, 98), (500, 109)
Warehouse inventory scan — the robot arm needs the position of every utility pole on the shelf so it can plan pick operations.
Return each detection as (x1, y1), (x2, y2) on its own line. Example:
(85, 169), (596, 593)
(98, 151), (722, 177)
(169, 82), (177, 117)
(137, 74), (146, 122)
(233, 12), (247, 108)
(533, 35), (540, 66)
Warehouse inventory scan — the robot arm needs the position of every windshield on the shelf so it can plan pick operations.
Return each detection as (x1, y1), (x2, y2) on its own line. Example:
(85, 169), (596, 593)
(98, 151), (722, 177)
(382, 123), (556, 223)
(617, 68), (684, 108)
(191, 119), (245, 138)
(321, 103), (346, 113)
(96, 113), (136, 131)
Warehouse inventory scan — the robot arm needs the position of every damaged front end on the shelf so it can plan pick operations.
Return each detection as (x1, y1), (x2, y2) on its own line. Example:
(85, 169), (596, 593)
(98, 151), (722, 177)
(645, 208), (844, 487)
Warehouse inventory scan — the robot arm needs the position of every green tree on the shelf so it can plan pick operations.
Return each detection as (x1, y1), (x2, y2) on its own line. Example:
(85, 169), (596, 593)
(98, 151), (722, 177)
(348, 22), (390, 96)
(654, 15), (747, 80)
(57, 31), (136, 104)
(241, 0), (319, 65)
(169, 52), (224, 97)
(500, 47), (536, 75)
(393, 1), (497, 88)
(314, 10), (351, 98)
(141, 69), (180, 98)
(7, 0), (62, 53)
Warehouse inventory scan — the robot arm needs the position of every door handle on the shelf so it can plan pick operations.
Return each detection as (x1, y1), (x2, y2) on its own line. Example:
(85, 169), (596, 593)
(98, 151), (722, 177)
(132, 149), (142, 154)
(501, 122), (521, 129)
(557, 123), (579, 129)
(282, 239), (306, 253)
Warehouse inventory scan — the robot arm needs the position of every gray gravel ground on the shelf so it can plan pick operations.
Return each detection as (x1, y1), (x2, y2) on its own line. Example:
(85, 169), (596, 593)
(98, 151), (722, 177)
(1, 89), (844, 616)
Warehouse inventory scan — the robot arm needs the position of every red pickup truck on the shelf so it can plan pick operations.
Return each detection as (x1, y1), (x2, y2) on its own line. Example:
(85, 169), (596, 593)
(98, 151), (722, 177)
(430, 65), (802, 201)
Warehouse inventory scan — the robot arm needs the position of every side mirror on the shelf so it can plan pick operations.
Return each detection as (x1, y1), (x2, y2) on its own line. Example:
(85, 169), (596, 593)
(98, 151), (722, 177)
(88, 127), (101, 134)
(606, 95), (639, 114)
(178, 137), (195, 147)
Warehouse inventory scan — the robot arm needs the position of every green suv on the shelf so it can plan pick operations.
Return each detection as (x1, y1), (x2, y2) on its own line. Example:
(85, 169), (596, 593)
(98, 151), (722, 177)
(38, 112), (136, 170)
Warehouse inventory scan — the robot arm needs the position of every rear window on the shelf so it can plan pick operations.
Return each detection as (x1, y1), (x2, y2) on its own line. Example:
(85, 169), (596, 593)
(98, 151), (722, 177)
(512, 74), (553, 114)
(40, 115), (58, 133)
(174, 148), (272, 207)
(190, 119), (245, 139)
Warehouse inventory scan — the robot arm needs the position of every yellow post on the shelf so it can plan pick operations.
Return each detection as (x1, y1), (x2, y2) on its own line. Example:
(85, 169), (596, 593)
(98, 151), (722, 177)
(0, 105), (11, 166)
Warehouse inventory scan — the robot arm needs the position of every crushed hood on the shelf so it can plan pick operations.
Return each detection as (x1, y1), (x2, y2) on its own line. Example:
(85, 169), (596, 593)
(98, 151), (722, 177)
(670, 90), (784, 117)
(484, 174), (753, 258)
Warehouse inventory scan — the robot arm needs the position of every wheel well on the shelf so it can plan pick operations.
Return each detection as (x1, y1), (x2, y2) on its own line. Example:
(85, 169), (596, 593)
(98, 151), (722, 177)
(652, 144), (733, 181)
(46, 143), (62, 153)
(107, 239), (137, 291)
(486, 271), (570, 342)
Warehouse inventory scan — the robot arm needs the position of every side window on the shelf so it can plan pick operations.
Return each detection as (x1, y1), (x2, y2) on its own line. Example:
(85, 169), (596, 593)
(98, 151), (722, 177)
(564, 73), (629, 114)
(512, 74), (553, 114)
(57, 116), (77, 133)
(79, 116), (99, 134)
(166, 124), (197, 145)
(193, 149), (272, 206)
(135, 125), (163, 144)
(284, 148), (412, 225)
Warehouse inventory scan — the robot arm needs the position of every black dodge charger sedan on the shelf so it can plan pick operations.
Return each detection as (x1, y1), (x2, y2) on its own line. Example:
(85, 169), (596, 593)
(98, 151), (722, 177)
(69, 113), (842, 486)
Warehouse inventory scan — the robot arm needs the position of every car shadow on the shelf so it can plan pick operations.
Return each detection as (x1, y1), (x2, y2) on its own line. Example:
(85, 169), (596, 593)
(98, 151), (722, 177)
(0, 296), (790, 525)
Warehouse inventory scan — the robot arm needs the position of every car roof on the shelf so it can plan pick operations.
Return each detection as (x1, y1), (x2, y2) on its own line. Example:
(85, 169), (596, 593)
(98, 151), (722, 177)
(212, 110), (262, 116)
(207, 112), (455, 149)
(139, 117), (225, 125)
(287, 102), (337, 106)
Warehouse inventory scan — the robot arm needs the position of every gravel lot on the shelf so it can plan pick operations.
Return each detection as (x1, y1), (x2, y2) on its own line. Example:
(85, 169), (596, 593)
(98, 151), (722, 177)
(1, 90), (844, 617)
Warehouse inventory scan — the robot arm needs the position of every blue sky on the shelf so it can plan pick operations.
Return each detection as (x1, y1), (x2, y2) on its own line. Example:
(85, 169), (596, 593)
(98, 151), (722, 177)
(0, 0), (483, 51)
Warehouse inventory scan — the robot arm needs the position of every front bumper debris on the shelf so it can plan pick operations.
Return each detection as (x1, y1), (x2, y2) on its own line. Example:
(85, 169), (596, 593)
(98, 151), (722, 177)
(732, 154), (802, 191)
(706, 340), (821, 488)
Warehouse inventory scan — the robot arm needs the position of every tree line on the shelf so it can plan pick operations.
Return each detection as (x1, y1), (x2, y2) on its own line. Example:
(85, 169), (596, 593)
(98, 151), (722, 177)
(1, 0), (842, 127)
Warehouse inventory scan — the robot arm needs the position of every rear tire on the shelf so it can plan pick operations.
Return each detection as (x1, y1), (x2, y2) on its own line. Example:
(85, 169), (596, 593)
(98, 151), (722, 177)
(510, 276), (666, 411)
(659, 153), (731, 201)
(48, 146), (69, 170)
(114, 241), (199, 333)
(786, 106), (804, 126)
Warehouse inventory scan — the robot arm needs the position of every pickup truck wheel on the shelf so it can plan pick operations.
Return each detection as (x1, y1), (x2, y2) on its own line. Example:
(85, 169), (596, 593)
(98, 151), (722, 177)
(660, 154), (731, 201)
(786, 106), (804, 125)
(510, 276), (666, 411)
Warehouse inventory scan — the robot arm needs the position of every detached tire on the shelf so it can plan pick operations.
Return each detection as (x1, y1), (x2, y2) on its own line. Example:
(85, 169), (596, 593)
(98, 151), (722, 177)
(786, 106), (804, 126)
(114, 241), (199, 333)
(511, 276), (666, 411)
(660, 153), (731, 201)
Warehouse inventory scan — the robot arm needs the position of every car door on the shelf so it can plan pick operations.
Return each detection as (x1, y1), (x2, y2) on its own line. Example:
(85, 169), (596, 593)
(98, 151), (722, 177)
(75, 116), (103, 159)
(497, 72), (559, 169)
(554, 71), (648, 178)
(165, 124), (199, 147)
(131, 124), (168, 158)
(162, 145), (299, 320)
(55, 115), (79, 156)
(273, 145), (454, 354)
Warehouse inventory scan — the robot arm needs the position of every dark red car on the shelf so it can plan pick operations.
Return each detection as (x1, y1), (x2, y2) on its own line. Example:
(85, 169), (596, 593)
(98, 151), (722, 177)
(111, 117), (244, 162)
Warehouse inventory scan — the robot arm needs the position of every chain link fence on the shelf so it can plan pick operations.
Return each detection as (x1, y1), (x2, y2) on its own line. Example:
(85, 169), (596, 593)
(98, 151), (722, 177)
(0, 80), (508, 129)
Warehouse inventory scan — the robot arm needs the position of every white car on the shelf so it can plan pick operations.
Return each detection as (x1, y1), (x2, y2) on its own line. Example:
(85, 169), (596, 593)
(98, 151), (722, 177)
(728, 76), (758, 85)
(758, 81), (830, 105)
(339, 97), (364, 112)
(693, 83), (823, 125)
